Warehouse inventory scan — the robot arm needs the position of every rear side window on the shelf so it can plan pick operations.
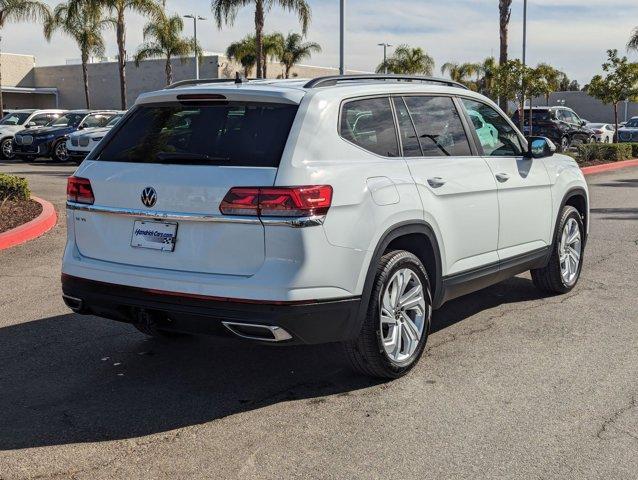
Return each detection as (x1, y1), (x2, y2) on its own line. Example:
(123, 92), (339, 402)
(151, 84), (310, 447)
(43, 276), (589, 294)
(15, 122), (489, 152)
(95, 102), (299, 167)
(403, 96), (472, 157)
(340, 97), (399, 157)
(392, 97), (422, 157)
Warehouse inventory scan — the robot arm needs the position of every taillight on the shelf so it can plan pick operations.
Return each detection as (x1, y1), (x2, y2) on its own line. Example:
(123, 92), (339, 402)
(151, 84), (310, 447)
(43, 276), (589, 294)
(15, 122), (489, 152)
(220, 185), (332, 218)
(67, 176), (94, 205)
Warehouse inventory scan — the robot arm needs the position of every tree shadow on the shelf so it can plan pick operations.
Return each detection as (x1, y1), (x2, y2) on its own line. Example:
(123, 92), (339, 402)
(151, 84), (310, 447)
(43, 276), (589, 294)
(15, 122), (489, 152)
(0, 276), (545, 451)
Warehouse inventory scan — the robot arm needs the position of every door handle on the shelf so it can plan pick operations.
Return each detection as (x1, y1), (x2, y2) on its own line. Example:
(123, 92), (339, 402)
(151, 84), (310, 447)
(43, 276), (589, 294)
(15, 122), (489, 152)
(495, 173), (510, 183)
(427, 177), (446, 188)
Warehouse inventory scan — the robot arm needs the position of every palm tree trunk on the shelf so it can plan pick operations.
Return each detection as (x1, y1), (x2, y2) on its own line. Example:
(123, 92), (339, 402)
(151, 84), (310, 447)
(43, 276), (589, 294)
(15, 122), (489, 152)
(244, 66), (250, 78)
(263, 59), (267, 79)
(498, 0), (511, 113)
(165, 56), (173, 85)
(254, 0), (264, 79)
(82, 52), (91, 109)
(285, 65), (291, 79)
(116, 9), (127, 110)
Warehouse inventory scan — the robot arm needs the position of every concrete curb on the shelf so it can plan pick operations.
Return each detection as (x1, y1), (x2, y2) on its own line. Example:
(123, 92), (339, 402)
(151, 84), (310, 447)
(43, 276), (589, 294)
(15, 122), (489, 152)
(581, 159), (638, 176)
(0, 196), (57, 250)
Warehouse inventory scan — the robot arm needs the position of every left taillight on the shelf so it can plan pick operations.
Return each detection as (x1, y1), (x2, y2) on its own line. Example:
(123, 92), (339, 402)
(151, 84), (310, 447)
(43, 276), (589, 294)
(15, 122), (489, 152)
(220, 185), (333, 218)
(67, 176), (94, 205)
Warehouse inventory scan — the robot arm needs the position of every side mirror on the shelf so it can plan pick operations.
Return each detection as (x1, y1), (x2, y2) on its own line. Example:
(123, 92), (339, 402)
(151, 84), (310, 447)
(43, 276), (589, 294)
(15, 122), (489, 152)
(525, 136), (556, 159)
(580, 120), (587, 126)
(25, 121), (36, 128)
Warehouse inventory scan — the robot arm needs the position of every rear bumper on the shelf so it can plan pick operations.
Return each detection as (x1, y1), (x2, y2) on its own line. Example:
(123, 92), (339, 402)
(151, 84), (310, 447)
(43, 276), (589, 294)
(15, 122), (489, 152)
(61, 274), (362, 345)
(67, 149), (89, 160)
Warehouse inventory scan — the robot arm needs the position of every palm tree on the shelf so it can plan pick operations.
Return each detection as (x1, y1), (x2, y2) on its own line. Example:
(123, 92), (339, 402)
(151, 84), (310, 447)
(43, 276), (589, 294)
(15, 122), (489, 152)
(226, 35), (257, 77)
(628, 26), (638, 52)
(0, 0), (51, 117)
(277, 32), (320, 79)
(44, 0), (111, 109)
(98, 0), (162, 109)
(376, 45), (435, 76)
(134, 12), (200, 86)
(477, 56), (498, 99)
(261, 32), (284, 78)
(211, 0), (311, 79)
(498, 0), (512, 111)
(441, 62), (479, 88)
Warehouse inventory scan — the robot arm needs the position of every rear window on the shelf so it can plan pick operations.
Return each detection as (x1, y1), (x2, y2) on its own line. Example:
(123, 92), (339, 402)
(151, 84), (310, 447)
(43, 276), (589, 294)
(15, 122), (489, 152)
(94, 102), (299, 167)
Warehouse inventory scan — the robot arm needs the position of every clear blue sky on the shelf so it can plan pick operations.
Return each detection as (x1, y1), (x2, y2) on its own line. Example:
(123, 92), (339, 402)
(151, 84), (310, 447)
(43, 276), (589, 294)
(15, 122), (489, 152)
(2, 0), (637, 85)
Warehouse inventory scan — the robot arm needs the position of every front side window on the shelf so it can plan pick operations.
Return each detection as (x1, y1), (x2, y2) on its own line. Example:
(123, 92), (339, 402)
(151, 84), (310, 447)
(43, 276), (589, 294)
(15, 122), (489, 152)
(403, 96), (472, 157)
(340, 97), (399, 157)
(95, 102), (298, 167)
(30, 114), (52, 126)
(462, 99), (524, 156)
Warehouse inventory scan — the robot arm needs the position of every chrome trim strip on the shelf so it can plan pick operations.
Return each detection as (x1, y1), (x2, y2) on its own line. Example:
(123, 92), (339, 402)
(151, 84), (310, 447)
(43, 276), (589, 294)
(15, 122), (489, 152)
(222, 321), (293, 342)
(66, 201), (325, 227)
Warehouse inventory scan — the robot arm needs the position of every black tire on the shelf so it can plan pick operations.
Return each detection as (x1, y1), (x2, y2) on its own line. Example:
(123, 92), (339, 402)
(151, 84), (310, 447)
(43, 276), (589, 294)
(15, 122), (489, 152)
(344, 250), (432, 379)
(531, 206), (584, 294)
(51, 139), (68, 162)
(0, 138), (15, 160)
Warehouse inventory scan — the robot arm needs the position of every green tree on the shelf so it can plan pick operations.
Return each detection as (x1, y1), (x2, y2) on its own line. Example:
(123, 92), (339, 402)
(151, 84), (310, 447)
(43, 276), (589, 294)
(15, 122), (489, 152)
(493, 59), (525, 117)
(588, 49), (638, 140)
(477, 56), (498, 100)
(261, 32), (284, 78)
(44, 0), (110, 109)
(277, 32), (320, 78)
(134, 12), (200, 85)
(226, 34), (257, 77)
(627, 25), (638, 52)
(441, 62), (480, 89)
(211, 0), (311, 79)
(376, 44), (435, 76)
(525, 67), (547, 135)
(534, 63), (562, 105)
(0, 0), (51, 117)
(98, 0), (162, 109)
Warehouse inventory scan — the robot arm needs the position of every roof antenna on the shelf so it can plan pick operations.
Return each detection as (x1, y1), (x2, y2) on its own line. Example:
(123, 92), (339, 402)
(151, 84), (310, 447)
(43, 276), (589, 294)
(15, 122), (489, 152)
(235, 72), (245, 84)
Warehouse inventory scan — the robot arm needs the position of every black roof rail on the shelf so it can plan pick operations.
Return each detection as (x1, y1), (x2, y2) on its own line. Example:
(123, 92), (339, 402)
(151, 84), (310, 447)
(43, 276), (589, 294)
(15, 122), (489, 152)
(303, 74), (468, 90)
(165, 77), (249, 90)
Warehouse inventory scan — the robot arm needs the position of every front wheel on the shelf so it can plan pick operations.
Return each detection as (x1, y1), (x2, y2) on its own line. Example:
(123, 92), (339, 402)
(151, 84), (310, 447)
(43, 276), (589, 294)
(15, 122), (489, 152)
(531, 206), (584, 294)
(1, 138), (15, 159)
(344, 250), (432, 379)
(51, 140), (68, 162)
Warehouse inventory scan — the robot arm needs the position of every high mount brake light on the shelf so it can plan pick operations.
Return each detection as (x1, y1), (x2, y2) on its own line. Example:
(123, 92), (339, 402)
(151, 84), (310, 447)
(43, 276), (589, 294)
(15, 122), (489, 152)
(67, 176), (95, 205)
(220, 186), (333, 218)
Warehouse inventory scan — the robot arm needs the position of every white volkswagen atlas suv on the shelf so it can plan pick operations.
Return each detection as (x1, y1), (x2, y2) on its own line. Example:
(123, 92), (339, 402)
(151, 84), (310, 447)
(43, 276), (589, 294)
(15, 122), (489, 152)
(62, 75), (589, 378)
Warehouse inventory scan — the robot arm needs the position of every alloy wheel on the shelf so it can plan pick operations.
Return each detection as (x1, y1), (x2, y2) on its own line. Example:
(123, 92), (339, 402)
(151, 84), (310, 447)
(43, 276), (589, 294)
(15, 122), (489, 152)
(2, 139), (14, 159)
(559, 217), (582, 286)
(55, 142), (68, 162)
(379, 267), (427, 363)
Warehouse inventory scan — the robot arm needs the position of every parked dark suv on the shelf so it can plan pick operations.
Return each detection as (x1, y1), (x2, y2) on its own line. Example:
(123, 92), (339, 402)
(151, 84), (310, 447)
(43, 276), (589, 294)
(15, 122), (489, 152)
(13, 110), (116, 162)
(512, 107), (595, 152)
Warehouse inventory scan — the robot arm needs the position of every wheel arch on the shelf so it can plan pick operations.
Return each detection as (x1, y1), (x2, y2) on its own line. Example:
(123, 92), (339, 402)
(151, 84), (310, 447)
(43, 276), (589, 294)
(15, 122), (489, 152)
(350, 221), (444, 339)
(558, 187), (589, 247)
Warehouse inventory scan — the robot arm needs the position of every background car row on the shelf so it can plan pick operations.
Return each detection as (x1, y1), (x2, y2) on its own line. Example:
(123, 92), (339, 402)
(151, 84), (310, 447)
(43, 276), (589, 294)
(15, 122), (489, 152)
(0, 109), (124, 162)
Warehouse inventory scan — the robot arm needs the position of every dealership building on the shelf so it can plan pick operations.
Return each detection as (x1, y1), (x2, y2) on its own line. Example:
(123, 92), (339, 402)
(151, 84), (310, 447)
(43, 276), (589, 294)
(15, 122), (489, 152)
(1, 52), (362, 110)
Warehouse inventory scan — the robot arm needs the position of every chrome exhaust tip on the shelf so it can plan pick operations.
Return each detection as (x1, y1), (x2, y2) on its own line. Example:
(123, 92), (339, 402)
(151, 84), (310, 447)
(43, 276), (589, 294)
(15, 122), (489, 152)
(222, 321), (293, 342)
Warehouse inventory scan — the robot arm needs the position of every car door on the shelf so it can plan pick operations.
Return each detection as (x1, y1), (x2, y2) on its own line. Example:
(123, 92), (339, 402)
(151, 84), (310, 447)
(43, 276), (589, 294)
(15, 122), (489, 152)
(394, 95), (499, 276)
(460, 98), (552, 261)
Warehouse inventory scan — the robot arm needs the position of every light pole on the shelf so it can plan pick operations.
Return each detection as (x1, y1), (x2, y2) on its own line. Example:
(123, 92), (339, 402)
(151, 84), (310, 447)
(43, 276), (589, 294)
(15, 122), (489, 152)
(378, 43), (392, 74)
(184, 14), (206, 79)
(339, 0), (346, 75)
(521, 0), (528, 131)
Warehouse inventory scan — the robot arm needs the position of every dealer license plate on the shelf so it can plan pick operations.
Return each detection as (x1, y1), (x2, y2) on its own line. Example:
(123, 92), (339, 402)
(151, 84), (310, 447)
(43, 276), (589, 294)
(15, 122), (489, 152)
(131, 220), (177, 252)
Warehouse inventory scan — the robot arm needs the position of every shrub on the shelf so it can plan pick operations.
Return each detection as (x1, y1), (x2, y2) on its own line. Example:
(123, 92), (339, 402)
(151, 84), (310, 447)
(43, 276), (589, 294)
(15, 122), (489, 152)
(0, 173), (30, 201)
(627, 143), (638, 158)
(576, 143), (631, 163)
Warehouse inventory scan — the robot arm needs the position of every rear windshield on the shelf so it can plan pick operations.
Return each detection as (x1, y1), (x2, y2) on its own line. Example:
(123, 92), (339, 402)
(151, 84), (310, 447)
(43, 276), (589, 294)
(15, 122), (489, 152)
(512, 109), (553, 122)
(94, 102), (299, 167)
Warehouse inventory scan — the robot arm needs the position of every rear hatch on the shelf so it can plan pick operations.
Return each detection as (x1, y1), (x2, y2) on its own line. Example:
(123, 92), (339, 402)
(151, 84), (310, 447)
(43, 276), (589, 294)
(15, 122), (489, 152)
(72, 95), (300, 276)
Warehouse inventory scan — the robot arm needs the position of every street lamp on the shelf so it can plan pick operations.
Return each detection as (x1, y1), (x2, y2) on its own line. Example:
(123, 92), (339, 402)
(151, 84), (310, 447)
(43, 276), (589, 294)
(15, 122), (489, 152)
(378, 43), (392, 74)
(339, 0), (346, 75)
(184, 14), (206, 79)
(520, 0), (528, 131)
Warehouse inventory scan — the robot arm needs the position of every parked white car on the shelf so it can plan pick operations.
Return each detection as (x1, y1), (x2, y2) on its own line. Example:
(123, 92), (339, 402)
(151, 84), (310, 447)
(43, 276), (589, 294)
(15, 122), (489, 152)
(66, 112), (125, 163)
(0, 109), (66, 159)
(617, 117), (638, 142)
(62, 75), (589, 378)
(586, 123), (615, 143)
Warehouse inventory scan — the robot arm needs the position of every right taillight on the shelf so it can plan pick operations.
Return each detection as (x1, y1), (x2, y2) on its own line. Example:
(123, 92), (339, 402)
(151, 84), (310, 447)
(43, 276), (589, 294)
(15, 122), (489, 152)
(67, 176), (94, 205)
(220, 185), (333, 218)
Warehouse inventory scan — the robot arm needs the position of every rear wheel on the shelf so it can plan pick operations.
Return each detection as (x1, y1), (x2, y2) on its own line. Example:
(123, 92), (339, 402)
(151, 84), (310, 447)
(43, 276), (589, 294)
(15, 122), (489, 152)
(51, 140), (68, 162)
(344, 250), (432, 379)
(1, 138), (15, 159)
(531, 206), (584, 294)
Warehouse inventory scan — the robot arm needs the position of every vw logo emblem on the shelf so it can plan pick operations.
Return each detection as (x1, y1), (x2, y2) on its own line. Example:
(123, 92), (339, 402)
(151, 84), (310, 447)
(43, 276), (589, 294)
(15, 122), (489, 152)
(141, 187), (157, 208)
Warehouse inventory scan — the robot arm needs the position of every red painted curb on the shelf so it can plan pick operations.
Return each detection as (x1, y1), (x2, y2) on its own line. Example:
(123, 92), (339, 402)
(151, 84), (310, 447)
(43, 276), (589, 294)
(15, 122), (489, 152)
(581, 159), (638, 176)
(0, 196), (57, 250)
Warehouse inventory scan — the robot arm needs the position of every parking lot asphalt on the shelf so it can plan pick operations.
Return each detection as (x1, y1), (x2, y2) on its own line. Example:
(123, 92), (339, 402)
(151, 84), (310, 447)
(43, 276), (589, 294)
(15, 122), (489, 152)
(0, 159), (637, 480)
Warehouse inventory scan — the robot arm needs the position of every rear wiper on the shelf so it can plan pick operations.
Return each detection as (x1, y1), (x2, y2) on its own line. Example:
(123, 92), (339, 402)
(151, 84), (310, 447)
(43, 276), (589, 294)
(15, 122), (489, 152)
(155, 152), (230, 163)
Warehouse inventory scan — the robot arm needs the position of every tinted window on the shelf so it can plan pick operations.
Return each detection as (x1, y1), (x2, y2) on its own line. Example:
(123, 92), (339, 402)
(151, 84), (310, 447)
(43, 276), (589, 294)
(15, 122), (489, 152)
(31, 114), (52, 126)
(625, 119), (638, 128)
(340, 97), (399, 157)
(0, 112), (30, 125)
(462, 99), (524, 157)
(51, 113), (86, 127)
(82, 114), (112, 128)
(105, 114), (124, 127)
(513, 109), (552, 122)
(392, 97), (422, 157)
(96, 102), (298, 167)
(403, 96), (471, 157)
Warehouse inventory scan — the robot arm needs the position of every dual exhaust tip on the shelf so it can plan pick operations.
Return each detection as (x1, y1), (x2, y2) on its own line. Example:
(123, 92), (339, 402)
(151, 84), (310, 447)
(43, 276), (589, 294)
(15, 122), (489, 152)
(222, 321), (293, 342)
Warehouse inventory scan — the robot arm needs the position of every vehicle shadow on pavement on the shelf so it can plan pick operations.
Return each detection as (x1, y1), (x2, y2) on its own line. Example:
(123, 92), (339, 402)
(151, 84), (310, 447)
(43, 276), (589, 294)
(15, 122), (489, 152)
(0, 276), (544, 450)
